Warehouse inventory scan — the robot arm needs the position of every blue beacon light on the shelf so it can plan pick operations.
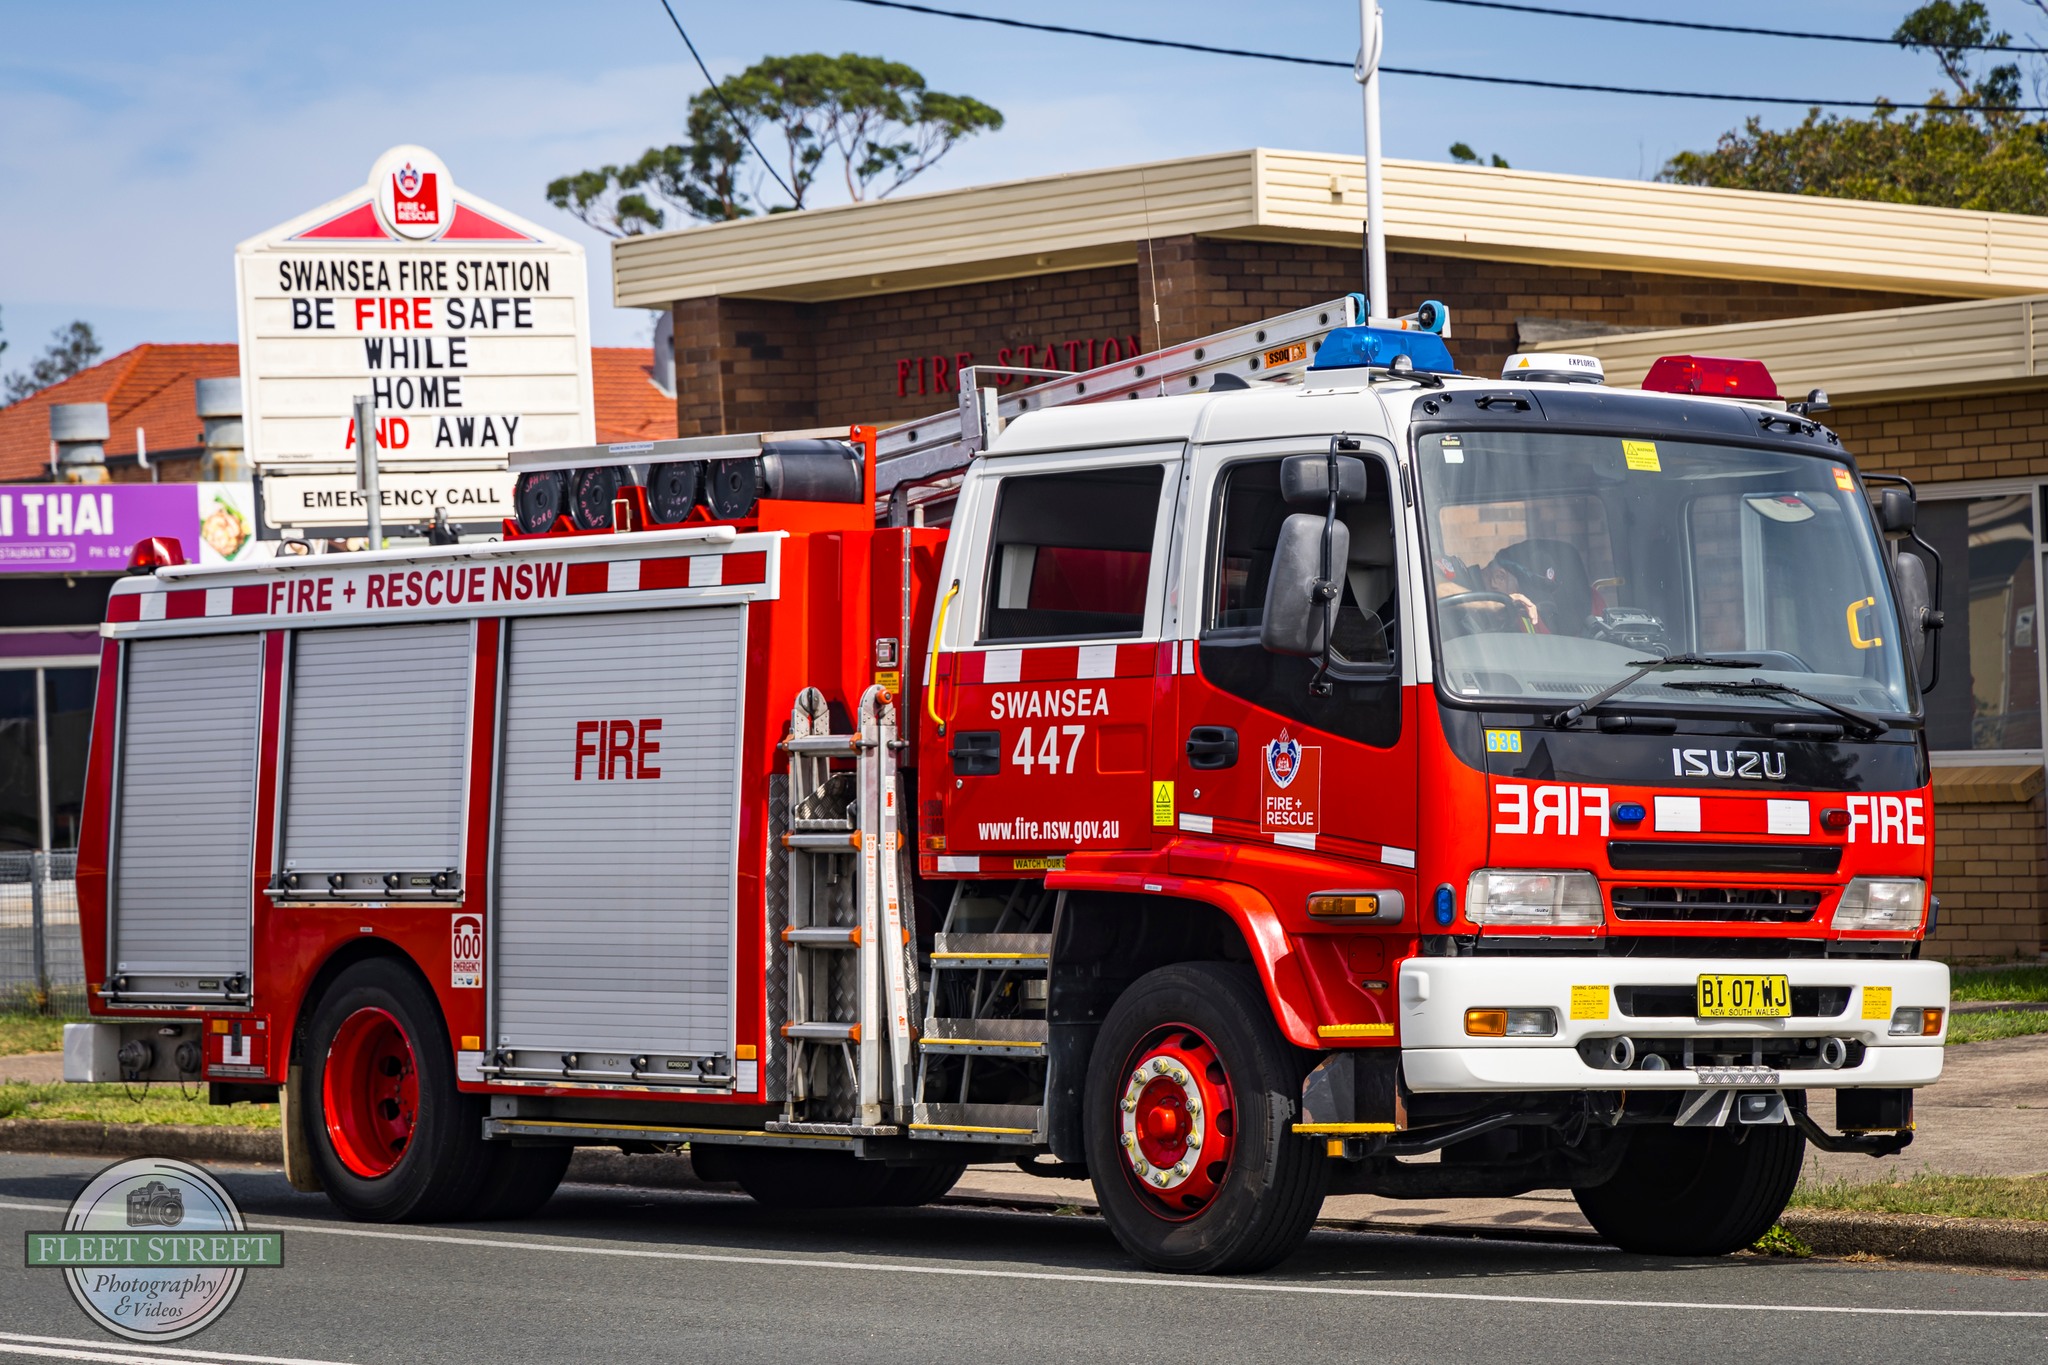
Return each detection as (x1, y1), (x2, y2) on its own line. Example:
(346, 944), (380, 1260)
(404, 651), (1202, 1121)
(1308, 326), (1459, 376)
(1433, 884), (1456, 926)
(1615, 802), (1647, 826)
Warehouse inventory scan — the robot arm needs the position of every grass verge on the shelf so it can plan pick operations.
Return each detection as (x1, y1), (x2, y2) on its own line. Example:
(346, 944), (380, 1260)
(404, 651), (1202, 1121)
(1947, 1010), (2048, 1045)
(0, 1011), (77, 1058)
(1791, 1172), (2048, 1222)
(1950, 965), (2048, 1003)
(0, 1082), (277, 1128)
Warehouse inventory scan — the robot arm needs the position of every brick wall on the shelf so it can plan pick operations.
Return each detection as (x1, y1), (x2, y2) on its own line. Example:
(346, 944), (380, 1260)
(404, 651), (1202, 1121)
(1829, 389), (2048, 485)
(674, 238), (1944, 436)
(1927, 767), (2047, 962)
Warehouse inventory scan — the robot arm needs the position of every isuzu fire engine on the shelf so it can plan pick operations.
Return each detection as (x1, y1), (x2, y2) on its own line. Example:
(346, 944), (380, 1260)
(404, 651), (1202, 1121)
(67, 296), (1952, 1273)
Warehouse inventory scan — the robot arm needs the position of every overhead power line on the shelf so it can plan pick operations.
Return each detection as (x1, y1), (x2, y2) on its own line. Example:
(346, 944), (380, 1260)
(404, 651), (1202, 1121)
(656, 0), (799, 201)
(1416, 0), (2048, 56)
(836, 0), (2048, 113)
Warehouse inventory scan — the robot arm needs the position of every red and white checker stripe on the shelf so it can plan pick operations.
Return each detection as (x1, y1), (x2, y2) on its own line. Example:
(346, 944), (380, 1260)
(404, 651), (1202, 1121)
(948, 641), (1156, 684)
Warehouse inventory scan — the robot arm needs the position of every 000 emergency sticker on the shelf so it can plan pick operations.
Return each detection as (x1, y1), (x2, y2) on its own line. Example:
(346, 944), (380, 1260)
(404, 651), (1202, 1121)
(1622, 440), (1661, 472)
(1833, 467), (1855, 491)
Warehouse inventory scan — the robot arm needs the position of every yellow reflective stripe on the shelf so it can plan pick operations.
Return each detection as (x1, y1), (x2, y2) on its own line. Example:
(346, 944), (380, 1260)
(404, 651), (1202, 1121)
(1317, 1023), (1396, 1038)
(1293, 1122), (1399, 1134)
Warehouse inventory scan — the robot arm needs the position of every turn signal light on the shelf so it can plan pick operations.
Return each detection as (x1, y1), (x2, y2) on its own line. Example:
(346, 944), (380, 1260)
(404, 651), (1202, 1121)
(1464, 1007), (1557, 1038)
(1890, 1007), (1945, 1037)
(1309, 894), (1380, 919)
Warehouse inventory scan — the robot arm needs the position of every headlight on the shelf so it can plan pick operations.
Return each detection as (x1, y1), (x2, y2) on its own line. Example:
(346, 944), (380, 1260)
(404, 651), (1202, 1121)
(1833, 877), (1927, 932)
(1464, 870), (1602, 927)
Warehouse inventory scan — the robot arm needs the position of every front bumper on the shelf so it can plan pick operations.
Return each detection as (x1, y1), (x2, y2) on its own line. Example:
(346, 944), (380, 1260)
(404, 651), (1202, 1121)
(1398, 956), (1948, 1093)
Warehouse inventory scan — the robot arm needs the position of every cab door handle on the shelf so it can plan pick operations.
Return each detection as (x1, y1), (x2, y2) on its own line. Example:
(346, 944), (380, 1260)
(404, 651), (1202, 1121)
(949, 730), (1000, 776)
(1185, 726), (1238, 770)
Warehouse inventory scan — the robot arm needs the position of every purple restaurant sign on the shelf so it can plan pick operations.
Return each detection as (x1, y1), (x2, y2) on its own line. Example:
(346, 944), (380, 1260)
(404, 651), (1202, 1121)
(0, 484), (263, 573)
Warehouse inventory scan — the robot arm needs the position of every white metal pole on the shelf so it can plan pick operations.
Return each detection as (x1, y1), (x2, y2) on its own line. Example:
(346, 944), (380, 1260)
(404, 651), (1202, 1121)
(1357, 0), (1388, 317)
(354, 394), (382, 548)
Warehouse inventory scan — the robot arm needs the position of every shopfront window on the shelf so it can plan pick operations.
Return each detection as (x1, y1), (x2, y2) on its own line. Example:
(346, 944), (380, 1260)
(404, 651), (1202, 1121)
(0, 666), (98, 851)
(1918, 493), (2041, 753)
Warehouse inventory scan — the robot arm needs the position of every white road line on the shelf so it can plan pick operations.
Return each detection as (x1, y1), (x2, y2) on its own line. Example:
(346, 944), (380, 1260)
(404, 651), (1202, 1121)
(0, 1334), (353, 1365)
(2, 1199), (2042, 1321)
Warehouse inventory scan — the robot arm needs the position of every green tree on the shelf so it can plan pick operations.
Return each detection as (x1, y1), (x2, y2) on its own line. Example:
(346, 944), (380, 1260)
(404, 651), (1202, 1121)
(549, 52), (1002, 235)
(3, 320), (102, 406)
(1449, 142), (1509, 169)
(1661, 2), (2048, 214)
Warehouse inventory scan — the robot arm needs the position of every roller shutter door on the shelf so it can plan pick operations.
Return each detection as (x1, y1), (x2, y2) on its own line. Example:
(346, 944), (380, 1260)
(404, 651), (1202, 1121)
(112, 633), (261, 993)
(494, 607), (742, 1059)
(283, 623), (470, 879)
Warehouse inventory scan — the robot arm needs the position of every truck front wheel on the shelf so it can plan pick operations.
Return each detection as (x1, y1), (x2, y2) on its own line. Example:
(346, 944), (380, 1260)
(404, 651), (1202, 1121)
(1083, 963), (1328, 1274)
(1572, 1123), (1806, 1256)
(305, 958), (490, 1222)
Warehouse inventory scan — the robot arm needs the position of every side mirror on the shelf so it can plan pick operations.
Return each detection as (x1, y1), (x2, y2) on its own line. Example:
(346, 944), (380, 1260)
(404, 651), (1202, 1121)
(1262, 513), (1350, 656)
(1280, 453), (1367, 507)
(1894, 549), (1945, 687)
(1879, 487), (1916, 535)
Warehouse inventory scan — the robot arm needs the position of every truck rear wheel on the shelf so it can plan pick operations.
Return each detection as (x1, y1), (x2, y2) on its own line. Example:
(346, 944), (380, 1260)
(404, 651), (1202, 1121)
(305, 958), (490, 1223)
(1572, 1123), (1806, 1256)
(879, 1157), (969, 1207)
(1083, 962), (1328, 1274)
(726, 1148), (894, 1208)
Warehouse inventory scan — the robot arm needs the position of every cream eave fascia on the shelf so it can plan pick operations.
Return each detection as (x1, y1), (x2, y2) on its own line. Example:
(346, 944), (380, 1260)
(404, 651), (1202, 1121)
(1528, 294), (2048, 403)
(611, 147), (2048, 309)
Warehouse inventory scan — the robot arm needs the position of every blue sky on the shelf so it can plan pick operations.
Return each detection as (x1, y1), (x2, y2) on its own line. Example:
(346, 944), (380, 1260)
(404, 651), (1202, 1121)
(3, 1), (2043, 357)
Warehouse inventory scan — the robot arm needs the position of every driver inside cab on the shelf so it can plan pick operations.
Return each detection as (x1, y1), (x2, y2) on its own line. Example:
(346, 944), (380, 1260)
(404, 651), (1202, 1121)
(1436, 539), (1598, 637)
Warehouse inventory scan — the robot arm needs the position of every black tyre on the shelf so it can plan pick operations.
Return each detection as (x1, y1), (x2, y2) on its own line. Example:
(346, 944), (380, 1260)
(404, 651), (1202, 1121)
(1083, 962), (1328, 1274)
(304, 957), (491, 1223)
(1572, 1123), (1806, 1256)
(879, 1157), (969, 1207)
(726, 1147), (893, 1209)
(463, 1143), (572, 1221)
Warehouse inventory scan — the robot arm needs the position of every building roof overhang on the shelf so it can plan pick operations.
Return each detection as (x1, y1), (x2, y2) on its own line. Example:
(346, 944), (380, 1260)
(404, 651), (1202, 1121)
(612, 148), (2048, 309)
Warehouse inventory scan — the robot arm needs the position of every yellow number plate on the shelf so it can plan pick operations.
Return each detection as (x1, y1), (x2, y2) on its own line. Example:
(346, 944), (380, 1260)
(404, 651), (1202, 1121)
(1695, 974), (1791, 1019)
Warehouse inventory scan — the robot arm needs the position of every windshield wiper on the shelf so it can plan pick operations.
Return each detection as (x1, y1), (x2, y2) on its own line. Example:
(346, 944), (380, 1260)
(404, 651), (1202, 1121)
(1661, 678), (1890, 739)
(1553, 654), (1764, 729)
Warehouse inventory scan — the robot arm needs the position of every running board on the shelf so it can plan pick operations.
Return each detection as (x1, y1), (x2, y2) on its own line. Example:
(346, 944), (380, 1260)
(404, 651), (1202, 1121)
(483, 1117), (855, 1152)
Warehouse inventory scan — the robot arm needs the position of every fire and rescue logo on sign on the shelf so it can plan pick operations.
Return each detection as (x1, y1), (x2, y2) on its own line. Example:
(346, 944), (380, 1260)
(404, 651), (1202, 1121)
(371, 145), (451, 240)
(1265, 731), (1302, 788)
(1260, 731), (1321, 835)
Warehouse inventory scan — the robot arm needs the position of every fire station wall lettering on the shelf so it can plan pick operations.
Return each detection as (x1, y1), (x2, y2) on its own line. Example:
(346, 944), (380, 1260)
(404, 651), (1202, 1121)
(493, 606), (742, 1061)
(112, 633), (262, 997)
(282, 623), (471, 884)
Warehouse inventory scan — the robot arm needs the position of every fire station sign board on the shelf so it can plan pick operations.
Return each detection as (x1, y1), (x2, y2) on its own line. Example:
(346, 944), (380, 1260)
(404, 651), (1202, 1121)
(234, 145), (595, 494)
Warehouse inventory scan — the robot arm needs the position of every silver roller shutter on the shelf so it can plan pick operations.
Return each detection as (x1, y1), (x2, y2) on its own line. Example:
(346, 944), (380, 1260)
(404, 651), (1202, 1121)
(112, 632), (261, 993)
(283, 623), (470, 880)
(494, 607), (742, 1062)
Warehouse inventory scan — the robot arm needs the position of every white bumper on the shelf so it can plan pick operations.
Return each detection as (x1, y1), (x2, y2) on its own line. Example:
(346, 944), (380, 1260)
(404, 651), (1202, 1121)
(1398, 956), (1948, 1094)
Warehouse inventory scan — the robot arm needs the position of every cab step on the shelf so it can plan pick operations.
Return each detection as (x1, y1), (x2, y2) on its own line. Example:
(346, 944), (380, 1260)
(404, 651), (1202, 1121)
(919, 1017), (1047, 1056)
(930, 933), (1051, 970)
(908, 1102), (1046, 1143)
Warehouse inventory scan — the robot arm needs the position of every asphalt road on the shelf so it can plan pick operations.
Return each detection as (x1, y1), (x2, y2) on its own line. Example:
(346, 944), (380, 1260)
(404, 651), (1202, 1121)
(3, 1153), (2046, 1365)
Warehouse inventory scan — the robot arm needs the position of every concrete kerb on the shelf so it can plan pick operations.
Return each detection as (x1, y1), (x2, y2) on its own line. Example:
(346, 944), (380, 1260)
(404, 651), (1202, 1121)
(3, 1121), (2045, 1270)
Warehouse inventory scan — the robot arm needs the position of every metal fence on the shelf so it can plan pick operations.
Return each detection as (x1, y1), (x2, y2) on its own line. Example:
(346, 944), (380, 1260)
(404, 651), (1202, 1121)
(0, 851), (85, 1014)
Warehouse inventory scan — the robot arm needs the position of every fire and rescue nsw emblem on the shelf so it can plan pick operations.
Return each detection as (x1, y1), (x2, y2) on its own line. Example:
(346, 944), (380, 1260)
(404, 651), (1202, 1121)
(391, 162), (439, 226)
(451, 913), (483, 989)
(1260, 730), (1321, 835)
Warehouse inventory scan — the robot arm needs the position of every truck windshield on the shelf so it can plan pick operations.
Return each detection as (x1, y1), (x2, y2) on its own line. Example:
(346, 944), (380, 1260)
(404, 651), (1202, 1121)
(1413, 429), (1914, 722)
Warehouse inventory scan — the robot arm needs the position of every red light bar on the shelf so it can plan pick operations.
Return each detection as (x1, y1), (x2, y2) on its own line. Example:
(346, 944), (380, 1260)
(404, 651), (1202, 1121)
(1641, 354), (1779, 401)
(126, 536), (186, 574)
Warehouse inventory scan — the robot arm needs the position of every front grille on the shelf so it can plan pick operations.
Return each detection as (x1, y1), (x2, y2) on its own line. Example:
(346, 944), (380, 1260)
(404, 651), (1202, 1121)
(1609, 841), (1843, 874)
(1615, 984), (1850, 1018)
(1611, 886), (1823, 924)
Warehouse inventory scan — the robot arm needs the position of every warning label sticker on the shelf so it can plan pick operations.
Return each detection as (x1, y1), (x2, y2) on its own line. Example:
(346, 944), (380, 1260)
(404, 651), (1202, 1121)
(451, 912), (483, 989)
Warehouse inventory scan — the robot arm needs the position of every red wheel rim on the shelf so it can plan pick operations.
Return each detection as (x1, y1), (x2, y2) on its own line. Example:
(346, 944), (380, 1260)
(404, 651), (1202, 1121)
(322, 1006), (420, 1179)
(1115, 1023), (1236, 1219)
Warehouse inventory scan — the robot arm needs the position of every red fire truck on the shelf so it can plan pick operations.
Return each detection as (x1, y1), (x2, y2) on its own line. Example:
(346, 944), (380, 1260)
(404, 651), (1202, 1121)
(66, 297), (1951, 1273)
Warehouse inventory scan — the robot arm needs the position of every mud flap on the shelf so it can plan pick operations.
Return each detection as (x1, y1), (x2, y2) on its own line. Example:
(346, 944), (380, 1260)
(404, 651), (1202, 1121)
(280, 1063), (324, 1193)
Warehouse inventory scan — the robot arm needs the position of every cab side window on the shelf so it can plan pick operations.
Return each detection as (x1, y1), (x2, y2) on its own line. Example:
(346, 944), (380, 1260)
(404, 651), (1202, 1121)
(980, 465), (1165, 643)
(1200, 456), (1403, 746)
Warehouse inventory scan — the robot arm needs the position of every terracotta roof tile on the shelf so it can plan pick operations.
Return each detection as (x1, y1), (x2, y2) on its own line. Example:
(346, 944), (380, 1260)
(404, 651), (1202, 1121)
(592, 347), (676, 444)
(0, 344), (675, 481)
